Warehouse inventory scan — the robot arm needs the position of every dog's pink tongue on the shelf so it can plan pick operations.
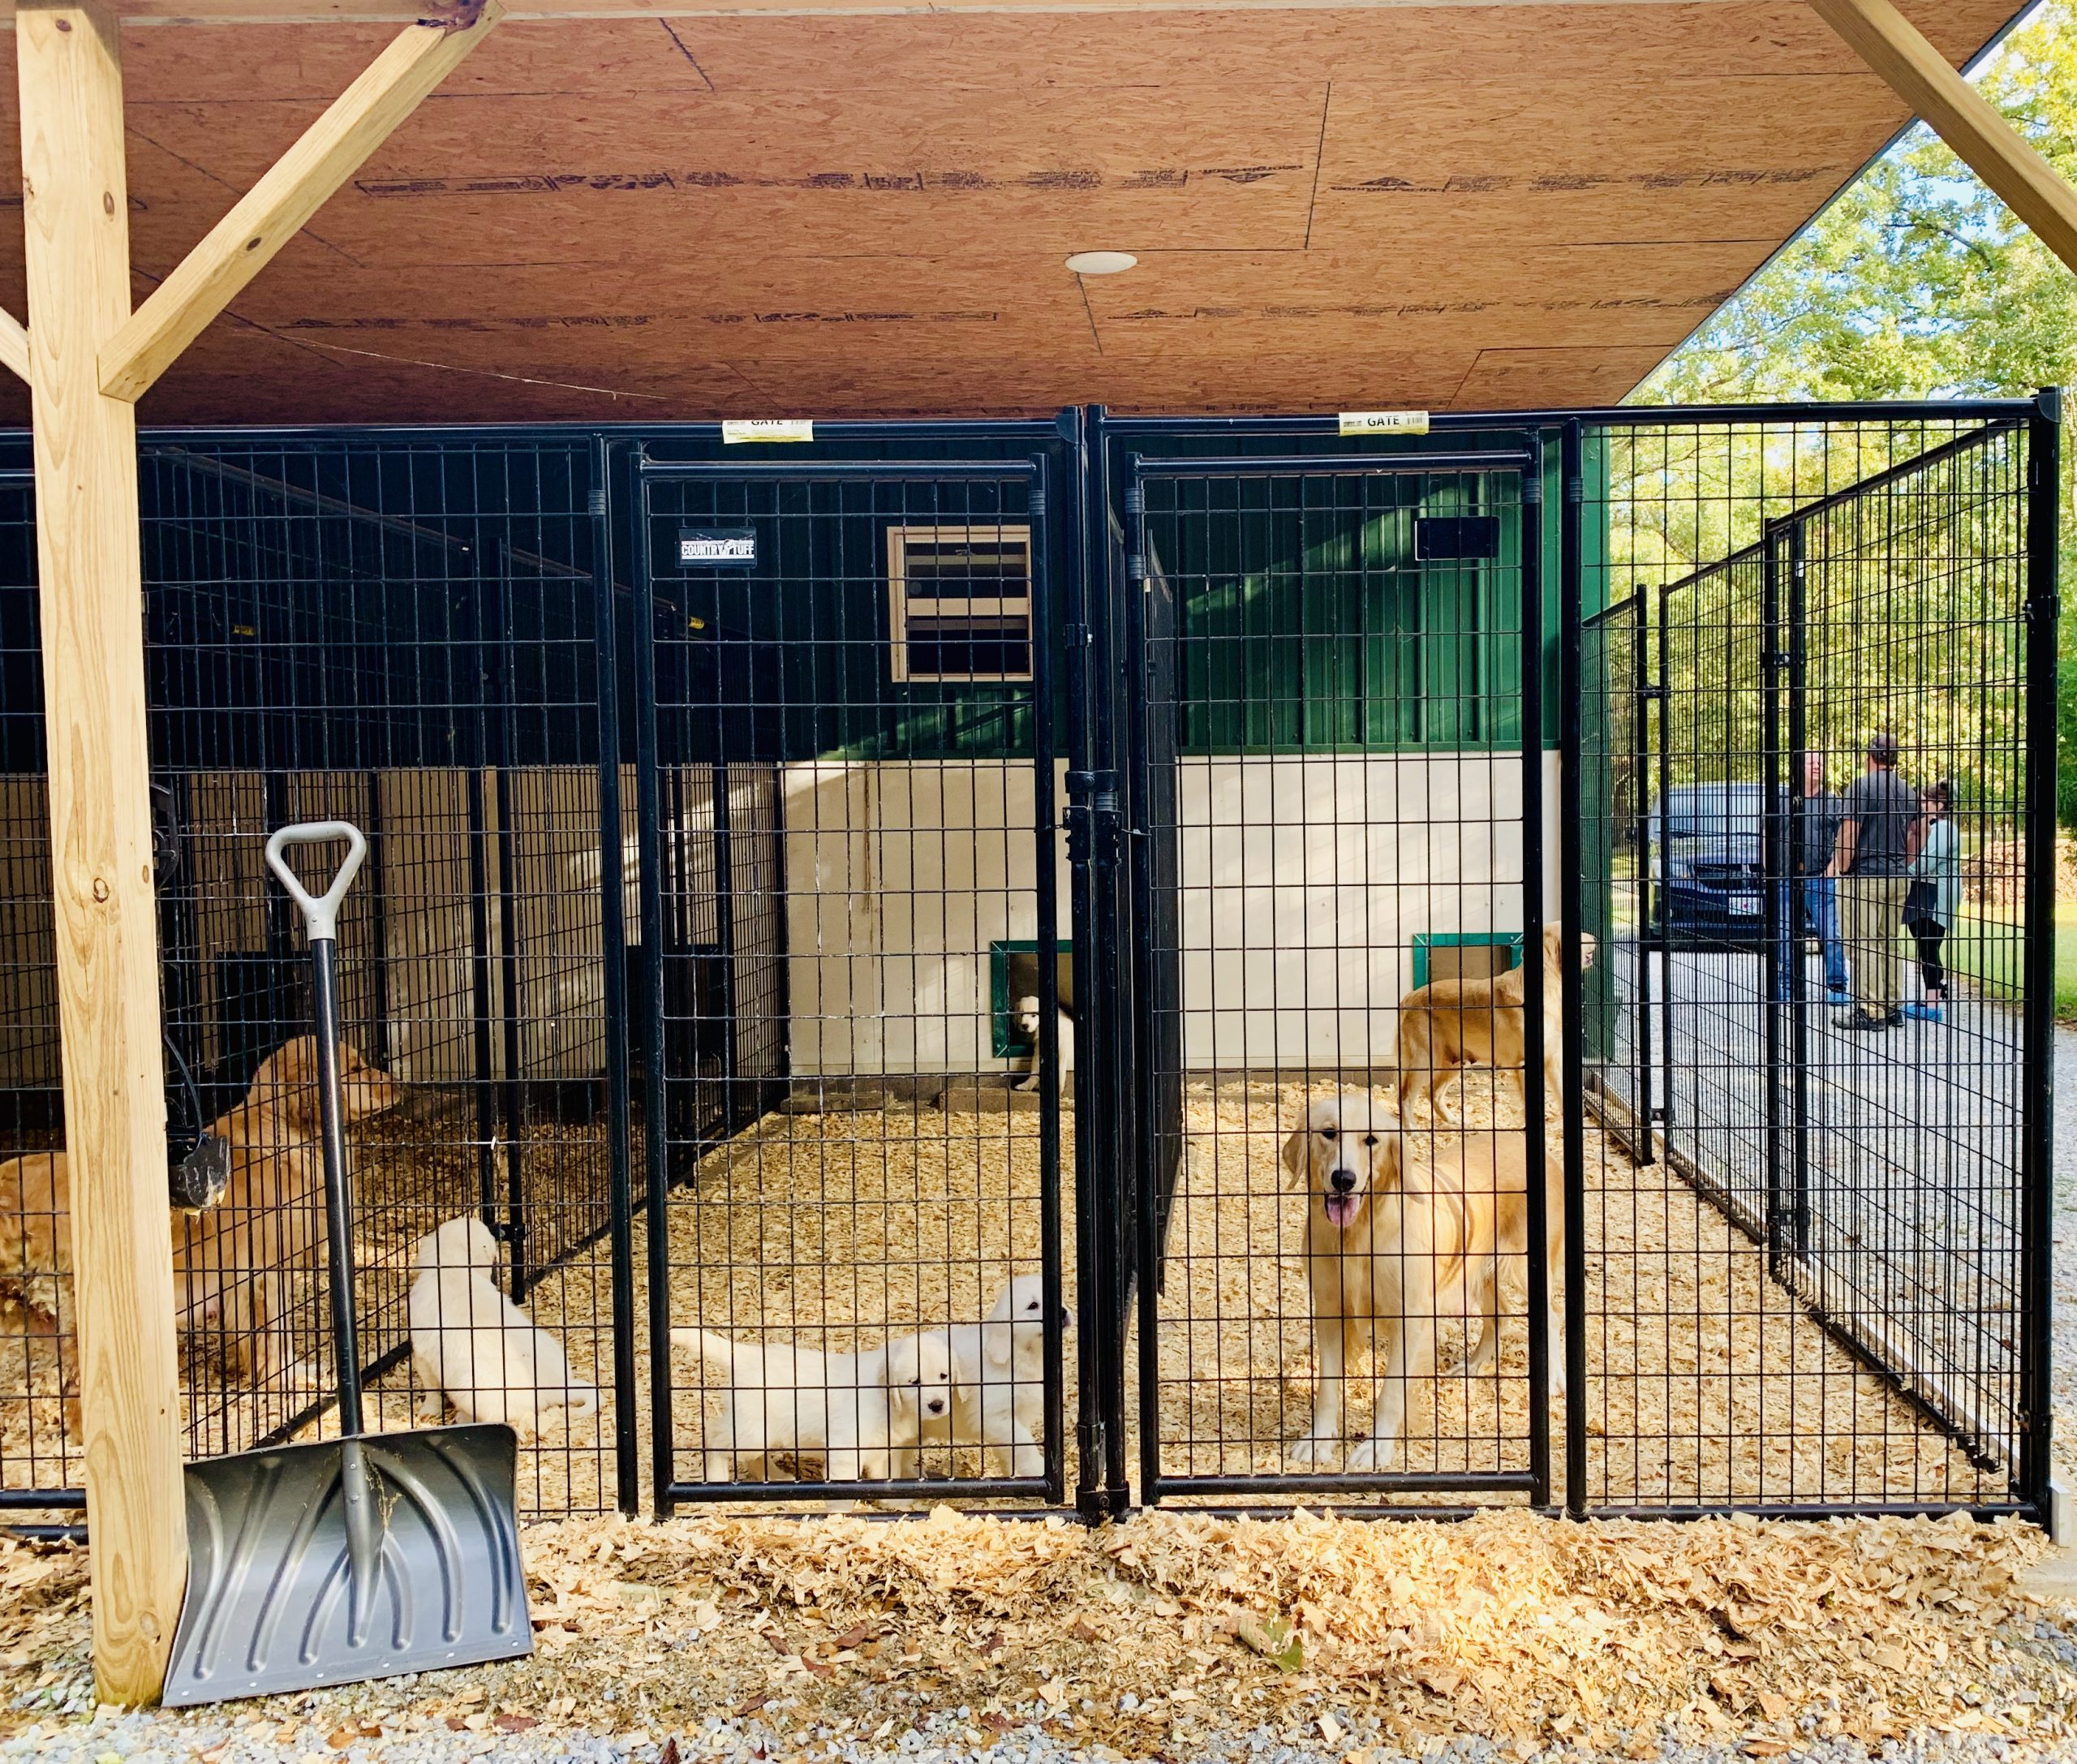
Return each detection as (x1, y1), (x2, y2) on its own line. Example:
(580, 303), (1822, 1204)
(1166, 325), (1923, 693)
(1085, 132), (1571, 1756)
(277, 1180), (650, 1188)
(1323, 1193), (1359, 1228)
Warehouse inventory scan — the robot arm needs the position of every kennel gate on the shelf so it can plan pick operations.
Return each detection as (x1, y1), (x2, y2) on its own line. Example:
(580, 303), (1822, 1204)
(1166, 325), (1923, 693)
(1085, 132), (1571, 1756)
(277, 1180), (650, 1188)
(628, 441), (1072, 1509)
(1113, 437), (1558, 1508)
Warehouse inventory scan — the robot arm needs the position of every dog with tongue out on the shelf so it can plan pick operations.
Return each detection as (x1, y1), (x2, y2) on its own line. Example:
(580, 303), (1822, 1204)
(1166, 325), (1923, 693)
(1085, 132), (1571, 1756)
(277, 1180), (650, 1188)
(1282, 1090), (1563, 1471)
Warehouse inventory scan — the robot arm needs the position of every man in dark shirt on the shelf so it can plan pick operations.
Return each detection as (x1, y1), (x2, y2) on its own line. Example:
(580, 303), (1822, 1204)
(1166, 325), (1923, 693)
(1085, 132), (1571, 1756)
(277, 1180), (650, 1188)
(1827, 733), (1922, 1030)
(1776, 752), (1850, 1002)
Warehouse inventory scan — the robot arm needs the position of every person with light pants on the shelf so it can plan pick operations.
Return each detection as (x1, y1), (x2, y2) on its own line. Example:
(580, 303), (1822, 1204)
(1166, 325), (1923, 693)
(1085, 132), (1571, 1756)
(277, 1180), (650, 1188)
(1826, 732), (1922, 1031)
(1774, 751), (1850, 1003)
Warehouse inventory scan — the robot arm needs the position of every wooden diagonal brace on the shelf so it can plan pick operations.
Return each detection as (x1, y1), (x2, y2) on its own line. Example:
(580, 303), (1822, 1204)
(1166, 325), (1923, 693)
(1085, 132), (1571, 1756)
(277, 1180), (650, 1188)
(97, 0), (502, 403)
(1809, 0), (2077, 276)
(0, 309), (27, 383)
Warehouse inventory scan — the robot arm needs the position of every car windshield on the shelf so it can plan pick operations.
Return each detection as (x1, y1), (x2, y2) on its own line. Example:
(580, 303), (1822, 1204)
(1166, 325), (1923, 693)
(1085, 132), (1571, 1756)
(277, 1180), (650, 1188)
(1662, 786), (1765, 841)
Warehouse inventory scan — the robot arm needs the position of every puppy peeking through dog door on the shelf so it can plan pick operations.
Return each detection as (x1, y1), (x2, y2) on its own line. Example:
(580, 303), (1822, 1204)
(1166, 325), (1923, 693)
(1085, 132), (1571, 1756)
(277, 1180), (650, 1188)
(1282, 1091), (1563, 1470)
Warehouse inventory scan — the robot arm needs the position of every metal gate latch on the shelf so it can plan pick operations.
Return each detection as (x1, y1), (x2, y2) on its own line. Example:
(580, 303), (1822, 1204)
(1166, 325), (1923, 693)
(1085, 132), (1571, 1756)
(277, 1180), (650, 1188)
(1064, 769), (1121, 865)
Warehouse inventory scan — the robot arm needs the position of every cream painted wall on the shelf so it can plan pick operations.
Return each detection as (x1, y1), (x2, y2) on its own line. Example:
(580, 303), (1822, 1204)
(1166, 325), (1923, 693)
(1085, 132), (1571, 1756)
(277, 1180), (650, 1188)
(782, 759), (1069, 1076)
(777, 754), (1560, 1076)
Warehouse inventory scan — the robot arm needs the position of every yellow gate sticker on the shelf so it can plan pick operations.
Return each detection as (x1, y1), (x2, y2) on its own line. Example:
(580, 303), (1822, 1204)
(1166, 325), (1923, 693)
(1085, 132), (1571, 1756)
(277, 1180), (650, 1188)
(720, 419), (815, 444)
(1338, 411), (1430, 437)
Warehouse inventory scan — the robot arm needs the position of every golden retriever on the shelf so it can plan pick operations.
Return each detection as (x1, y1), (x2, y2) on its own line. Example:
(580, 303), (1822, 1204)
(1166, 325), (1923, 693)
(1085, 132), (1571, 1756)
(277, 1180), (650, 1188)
(1394, 925), (1597, 1123)
(0, 1035), (402, 1411)
(1284, 1091), (1563, 1469)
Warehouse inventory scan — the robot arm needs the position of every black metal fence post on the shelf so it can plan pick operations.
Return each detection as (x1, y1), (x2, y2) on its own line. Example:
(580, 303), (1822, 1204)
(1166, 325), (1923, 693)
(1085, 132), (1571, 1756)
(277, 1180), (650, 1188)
(1631, 593), (1657, 1164)
(1559, 417), (1589, 1517)
(1761, 526), (1787, 1276)
(1070, 405), (1130, 1520)
(1028, 452), (1069, 1509)
(631, 450), (676, 1519)
(592, 435), (641, 1517)
(1785, 521), (1812, 1264)
(1520, 436), (1550, 1509)
(2021, 387), (2062, 1522)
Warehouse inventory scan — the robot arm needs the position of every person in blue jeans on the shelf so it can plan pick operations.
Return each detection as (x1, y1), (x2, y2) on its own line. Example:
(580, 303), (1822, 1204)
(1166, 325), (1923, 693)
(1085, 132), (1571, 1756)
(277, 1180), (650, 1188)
(1774, 751), (1851, 1002)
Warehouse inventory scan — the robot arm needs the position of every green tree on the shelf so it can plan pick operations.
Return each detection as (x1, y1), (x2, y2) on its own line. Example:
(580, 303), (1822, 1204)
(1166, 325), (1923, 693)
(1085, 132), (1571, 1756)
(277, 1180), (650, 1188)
(1641, 4), (2077, 403)
(1637, 2), (2077, 820)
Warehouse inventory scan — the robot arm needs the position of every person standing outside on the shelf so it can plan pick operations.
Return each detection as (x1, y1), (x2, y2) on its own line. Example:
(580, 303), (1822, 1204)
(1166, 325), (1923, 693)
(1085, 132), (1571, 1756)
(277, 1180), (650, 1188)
(1903, 781), (1960, 1023)
(1776, 751), (1851, 1004)
(1826, 732), (1921, 1030)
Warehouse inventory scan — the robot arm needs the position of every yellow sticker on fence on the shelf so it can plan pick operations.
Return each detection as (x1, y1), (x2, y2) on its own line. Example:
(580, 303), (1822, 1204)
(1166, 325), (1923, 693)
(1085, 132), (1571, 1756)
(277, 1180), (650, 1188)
(720, 419), (815, 444)
(1338, 410), (1430, 437)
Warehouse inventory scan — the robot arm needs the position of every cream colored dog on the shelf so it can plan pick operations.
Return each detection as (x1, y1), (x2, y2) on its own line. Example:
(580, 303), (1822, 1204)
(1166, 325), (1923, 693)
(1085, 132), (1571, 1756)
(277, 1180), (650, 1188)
(905, 1272), (1067, 1478)
(1395, 926), (1597, 1123)
(673, 1324), (953, 1482)
(1013, 996), (1074, 1099)
(1285, 1092), (1563, 1469)
(408, 1215), (598, 1439)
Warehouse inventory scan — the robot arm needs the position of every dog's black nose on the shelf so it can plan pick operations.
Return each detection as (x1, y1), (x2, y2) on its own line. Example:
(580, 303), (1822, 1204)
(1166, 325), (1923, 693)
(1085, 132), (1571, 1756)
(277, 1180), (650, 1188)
(1059, 1306), (1073, 1330)
(1328, 1170), (1358, 1194)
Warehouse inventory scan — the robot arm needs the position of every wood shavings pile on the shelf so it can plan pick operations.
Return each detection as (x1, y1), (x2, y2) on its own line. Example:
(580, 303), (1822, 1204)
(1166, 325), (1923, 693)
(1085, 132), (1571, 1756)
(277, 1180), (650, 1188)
(5, 1508), (2075, 1756)
(433, 1504), (2077, 1751)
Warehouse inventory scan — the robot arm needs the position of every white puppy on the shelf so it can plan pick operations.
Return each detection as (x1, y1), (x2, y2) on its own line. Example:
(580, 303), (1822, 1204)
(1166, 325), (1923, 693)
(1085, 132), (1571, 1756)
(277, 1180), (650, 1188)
(904, 1273), (1067, 1478)
(673, 1325), (952, 1482)
(1013, 995), (1074, 1098)
(408, 1215), (598, 1440)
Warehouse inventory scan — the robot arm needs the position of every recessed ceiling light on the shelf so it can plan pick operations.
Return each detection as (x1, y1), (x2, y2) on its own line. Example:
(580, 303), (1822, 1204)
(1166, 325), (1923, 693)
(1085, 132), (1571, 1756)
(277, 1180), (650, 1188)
(1065, 251), (1138, 275)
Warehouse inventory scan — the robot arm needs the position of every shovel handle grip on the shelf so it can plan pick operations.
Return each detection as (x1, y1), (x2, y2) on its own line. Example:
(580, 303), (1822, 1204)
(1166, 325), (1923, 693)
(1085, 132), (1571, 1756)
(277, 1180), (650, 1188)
(264, 821), (367, 944)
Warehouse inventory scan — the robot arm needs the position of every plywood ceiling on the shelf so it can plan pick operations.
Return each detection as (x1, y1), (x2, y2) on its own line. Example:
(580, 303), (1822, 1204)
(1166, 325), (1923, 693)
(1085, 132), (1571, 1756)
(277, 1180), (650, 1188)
(0, 1), (2026, 424)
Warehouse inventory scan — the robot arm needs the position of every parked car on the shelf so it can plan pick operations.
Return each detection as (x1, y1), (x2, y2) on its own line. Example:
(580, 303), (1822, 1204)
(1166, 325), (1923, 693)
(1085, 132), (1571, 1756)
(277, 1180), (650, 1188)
(1647, 782), (1805, 951)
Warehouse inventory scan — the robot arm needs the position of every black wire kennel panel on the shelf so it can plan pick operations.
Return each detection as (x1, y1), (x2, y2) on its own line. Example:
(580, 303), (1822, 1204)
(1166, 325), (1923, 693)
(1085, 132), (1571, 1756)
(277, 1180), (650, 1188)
(1125, 447), (1555, 1508)
(0, 436), (638, 1520)
(1572, 407), (2055, 1516)
(634, 453), (1069, 1509)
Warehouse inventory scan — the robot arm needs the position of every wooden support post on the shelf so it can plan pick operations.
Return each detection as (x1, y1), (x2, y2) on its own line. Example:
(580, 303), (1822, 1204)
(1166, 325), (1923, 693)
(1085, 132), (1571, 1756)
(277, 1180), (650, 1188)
(16, 0), (186, 1707)
(1810, 0), (2077, 275)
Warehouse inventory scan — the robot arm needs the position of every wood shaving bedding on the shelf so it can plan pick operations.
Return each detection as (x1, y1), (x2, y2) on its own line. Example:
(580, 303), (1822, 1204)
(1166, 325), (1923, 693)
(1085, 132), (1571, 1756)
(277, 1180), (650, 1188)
(0, 1506), (2072, 1754)
(0, 1073), (2006, 1515)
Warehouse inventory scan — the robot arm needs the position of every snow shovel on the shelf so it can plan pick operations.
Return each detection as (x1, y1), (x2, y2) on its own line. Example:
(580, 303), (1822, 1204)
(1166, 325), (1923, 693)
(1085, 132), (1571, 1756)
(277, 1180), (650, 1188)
(162, 820), (532, 1707)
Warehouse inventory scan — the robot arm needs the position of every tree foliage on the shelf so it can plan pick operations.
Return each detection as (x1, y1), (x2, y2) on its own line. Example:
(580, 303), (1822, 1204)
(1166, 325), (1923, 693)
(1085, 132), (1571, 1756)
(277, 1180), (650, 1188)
(1635, 2), (2077, 822)
(1639, 4), (2077, 405)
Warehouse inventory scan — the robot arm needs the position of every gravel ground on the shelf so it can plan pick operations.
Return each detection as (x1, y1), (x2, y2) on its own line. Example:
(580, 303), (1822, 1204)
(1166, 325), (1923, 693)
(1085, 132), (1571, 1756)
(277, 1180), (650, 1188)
(11, 1707), (2077, 1764)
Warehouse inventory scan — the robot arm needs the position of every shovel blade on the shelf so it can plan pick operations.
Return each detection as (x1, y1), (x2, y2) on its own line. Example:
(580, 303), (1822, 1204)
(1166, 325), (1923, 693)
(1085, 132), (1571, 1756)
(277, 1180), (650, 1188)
(164, 1424), (531, 1707)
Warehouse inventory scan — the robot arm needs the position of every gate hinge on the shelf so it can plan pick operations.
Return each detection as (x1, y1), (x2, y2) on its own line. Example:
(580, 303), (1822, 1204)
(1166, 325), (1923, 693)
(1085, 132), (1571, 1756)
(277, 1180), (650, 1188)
(1030, 486), (1047, 517)
(1639, 683), (1666, 701)
(1125, 487), (1145, 516)
(1762, 649), (1790, 673)
(1127, 553), (1146, 584)
(1064, 622), (1094, 649)
(2026, 594), (2062, 623)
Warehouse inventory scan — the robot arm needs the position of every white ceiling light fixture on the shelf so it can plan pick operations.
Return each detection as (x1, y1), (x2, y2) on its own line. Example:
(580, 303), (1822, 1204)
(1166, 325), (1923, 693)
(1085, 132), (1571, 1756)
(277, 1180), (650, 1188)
(1065, 251), (1137, 275)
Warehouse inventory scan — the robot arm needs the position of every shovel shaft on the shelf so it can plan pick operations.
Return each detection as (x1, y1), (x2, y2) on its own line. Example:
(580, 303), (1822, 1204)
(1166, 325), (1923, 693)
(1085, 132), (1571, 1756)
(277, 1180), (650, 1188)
(311, 936), (365, 1439)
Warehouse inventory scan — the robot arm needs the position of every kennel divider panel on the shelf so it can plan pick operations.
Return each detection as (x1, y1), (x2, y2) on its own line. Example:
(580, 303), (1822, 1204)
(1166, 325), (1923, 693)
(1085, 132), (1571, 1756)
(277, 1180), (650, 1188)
(1781, 420), (2036, 1484)
(1125, 445), (1546, 1507)
(635, 454), (1067, 1509)
(1575, 411), (2048, 1519)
